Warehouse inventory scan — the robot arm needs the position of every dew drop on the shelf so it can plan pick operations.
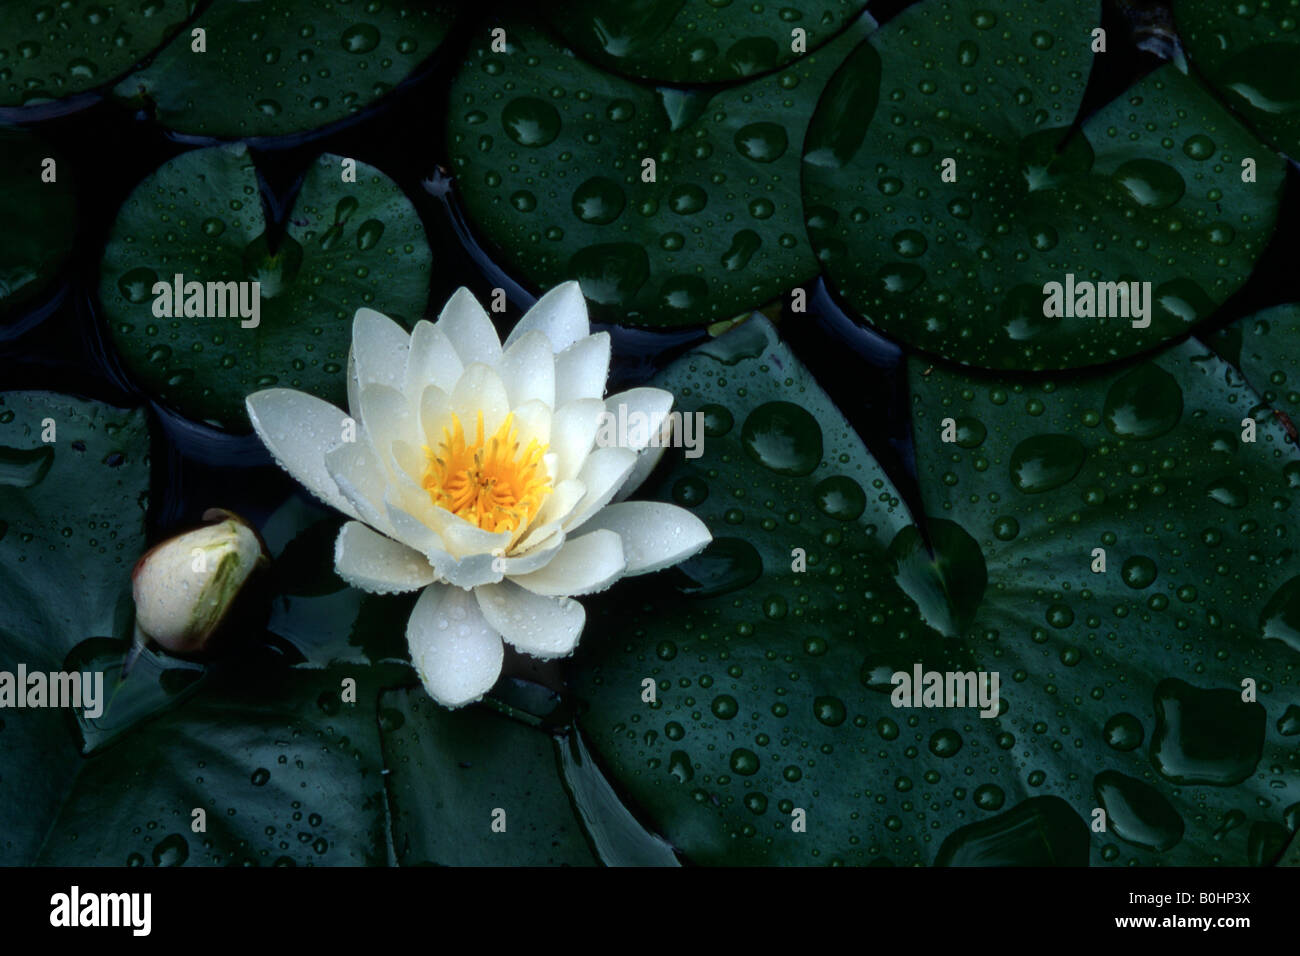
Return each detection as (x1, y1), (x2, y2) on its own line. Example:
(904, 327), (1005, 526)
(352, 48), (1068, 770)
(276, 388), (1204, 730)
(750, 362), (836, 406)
(740, 401), (822, 475)
(501, 97), (561, 147)
(1009, 434), (1086, 493)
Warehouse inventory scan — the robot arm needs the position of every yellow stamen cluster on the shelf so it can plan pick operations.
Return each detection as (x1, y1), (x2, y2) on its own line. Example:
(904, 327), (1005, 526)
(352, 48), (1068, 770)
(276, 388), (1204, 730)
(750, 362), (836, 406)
(422, 411), (551, 535)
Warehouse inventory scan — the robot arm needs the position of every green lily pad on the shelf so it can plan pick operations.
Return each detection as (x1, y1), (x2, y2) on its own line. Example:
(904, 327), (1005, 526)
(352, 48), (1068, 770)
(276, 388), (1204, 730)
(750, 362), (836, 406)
(909, 343), (1300, 864)
(0, 0), (194, 111)
(66, 636), (205, 755)
(100, 143), (432, 432)
(803, 0), (1283, 370)
(0, 391), (148, 862)
(544, 0), (871, 84)
(113, 0), (456, 141)
(573, 317), (1300, 864)
(1175, 0), (1300, 160)
(35, 662), (410, 865)
(0, 126), (75, 324)
(446, 14), (874, 327)
(573, 317), (987, 865)
(378, 689), (597, 865)
(1207, 303), (1300, 420)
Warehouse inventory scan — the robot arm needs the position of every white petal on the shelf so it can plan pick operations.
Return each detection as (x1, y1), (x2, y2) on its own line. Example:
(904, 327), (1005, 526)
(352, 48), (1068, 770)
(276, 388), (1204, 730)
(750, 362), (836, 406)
(358, 383), (415, 463)
(383, 502), (505, 589)
(563, 446), (637, 532)
(511, 529), (626, 597)
(324, 442), (392, 534)
(438, 516), (512, 562)
(577, 501), (711, 575)
(438, 287), (503, 367)
(602, 388), (674, 451)
(513, 478), (585, 554)
(390, 439), (426, 486)
(351, 308), (410, 393)
(418, 384), (453, 446)
(549, 398), (605, 482)
(384, 494), (509, 563)
(602, 389), (678, 503)
(500, 528), (564, 574)
(246, 389), (359, 520)
(510, 398), (552, 449)
(505, 280), (589, 353)
(437, 553), (505, 589)
(406, 321), (464, 397)
(450, 363), (510, 434)
(406, 584), (504, 708)
(334, 521), (435, 594)
(612, 443), (668, 503)
(475, 580), (585, 659)
(500, 329), (557, 409)
(554, 332), (611, 405)
(385, 499), (446, 557)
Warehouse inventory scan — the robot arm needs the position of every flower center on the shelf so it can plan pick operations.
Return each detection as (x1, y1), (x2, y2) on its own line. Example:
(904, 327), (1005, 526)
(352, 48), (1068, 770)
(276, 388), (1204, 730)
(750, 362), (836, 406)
(422, 411), (551, 535)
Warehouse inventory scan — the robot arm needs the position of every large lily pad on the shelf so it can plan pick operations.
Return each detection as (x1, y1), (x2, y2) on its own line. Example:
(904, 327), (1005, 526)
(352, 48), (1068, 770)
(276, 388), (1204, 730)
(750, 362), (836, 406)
(446, 14), (875, 327)
(1208, 303), (1300, 420)
(544, 0), (871, 84)
(379, 689), (597, 865)
(113, 0), (456, 141)
(0, 391), (148, 863)
(573, 317), (984, 865)
(1175, 0), (1300, 161)
(0, 126), (75, 326)
(803, 0), (1283, 371)
(907, 343), (1300, 865)
(573, 317), (1300, 864)
(100, 144), (432, 432)
(0, 0), (194, 111)
(35, 662), (410, 865)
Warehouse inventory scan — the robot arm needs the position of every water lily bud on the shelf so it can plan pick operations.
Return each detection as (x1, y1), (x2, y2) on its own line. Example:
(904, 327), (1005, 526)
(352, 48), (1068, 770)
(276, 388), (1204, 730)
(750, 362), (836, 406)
(131, 508), (268, 656)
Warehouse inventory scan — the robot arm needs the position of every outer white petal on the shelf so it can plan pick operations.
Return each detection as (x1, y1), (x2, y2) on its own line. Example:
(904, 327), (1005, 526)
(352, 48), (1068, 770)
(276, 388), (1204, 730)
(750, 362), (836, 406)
(385, 500), (450, 559)
(438, 287), (503, 367)
(613, 445), (668, 503)
(500, 329), (556, 409)
(406, 584), (504, 708)
(246, 389), (359, 520)
(511, 528), (626, 597)
(405, 321), (464, 397)
(563, 446), (637, 532)
(475, 580), (585, 659)
(549, 398), (604, 482)
(450, 363), (510, 433)
(346, 350), (363, 420)
(504, 280), (589, 353)
(554, 332), (611, 406)
(358, 383), (415, 464)
(603, 387), (674, 451)
(601, 387), (677, 502)
(351, 308), (410, 393)
(324, 442), (393, 534)
(576, 501), (711, 575)
(334, 521), (435, 594)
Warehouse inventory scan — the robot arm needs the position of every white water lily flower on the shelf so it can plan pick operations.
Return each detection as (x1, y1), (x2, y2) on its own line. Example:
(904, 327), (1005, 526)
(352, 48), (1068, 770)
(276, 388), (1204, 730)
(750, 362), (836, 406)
(246, 282), (711, 707)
